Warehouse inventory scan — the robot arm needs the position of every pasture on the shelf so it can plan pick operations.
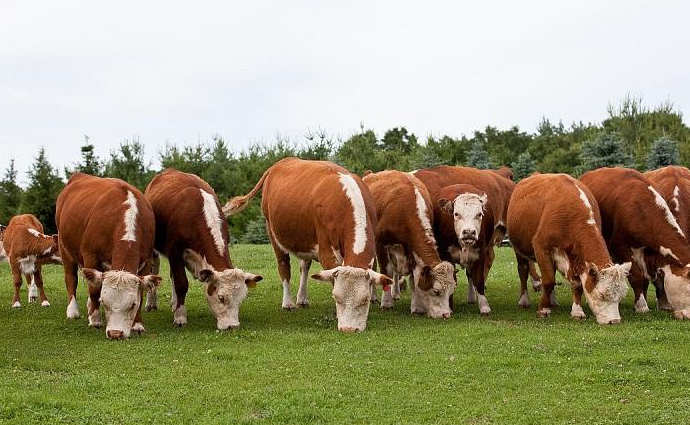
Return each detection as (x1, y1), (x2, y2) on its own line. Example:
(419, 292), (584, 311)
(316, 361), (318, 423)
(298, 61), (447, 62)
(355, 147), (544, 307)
(1, 245), (689, 424)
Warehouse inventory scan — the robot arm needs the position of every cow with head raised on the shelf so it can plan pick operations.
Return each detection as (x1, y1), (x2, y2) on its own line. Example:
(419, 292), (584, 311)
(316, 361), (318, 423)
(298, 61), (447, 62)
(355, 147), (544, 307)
(56, 173), (161, 339)
(2, 214), (61, 307)
(363, 170), (456, 318)
(581, 167), (690, 320)
(145, 169), (263, 330)
(223, 157), (392, 333)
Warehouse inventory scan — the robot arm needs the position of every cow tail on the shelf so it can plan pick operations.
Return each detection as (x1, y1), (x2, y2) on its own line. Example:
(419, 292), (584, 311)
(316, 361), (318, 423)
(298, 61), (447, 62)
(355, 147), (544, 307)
(222, 168), (270, 217)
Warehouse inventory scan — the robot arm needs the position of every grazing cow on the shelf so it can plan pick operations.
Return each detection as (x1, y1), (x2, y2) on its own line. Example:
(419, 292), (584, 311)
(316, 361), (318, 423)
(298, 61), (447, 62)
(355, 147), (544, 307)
(55, 173), (161, 339)
(581, 167), (690, 319)
(363, 170), (456, 318)
(413, 166), (510, 314)
(2, 214), (60, 307)
(0, 224), (6, 261)
(145, 169), (263, 330)
(507, 173), (631, 323)
(492, 166), (514, 181)
(223, 157), (393, 333)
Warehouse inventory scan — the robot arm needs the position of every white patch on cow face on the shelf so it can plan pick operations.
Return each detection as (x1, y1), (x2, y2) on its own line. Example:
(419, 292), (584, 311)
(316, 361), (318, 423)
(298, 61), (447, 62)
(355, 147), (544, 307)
(0, 241), (6, 262)
(413, 187), (436, 246)
(451, 194), (486, 246)
(660, 245), (679, 261)
(202, 268), (253, 330)
(121, 190), (139, 242)
(672, 185), (681, 212)
(338, 173), (368, 255)
(199, 189), (226, 256)
(648, 186), (684, 237)
(89, 271), (146, 339)
(576, 186), (597, 226)
(630, 247), (650, 280)
(320, 266), (372, 332)
(582, 263), (630, 324)
(661, 264), (690, 315)
(411, 259), (456, 318)
(18, 255), (37, 275)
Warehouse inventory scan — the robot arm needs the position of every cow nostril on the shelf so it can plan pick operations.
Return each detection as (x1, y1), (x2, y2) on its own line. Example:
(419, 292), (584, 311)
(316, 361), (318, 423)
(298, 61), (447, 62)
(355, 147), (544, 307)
(339, 326), (359, 333)
(107, 330), (123, 340)
(608, 318), (621, 325)
(442, 312), (452, 319)
(227, 324), (240, 330)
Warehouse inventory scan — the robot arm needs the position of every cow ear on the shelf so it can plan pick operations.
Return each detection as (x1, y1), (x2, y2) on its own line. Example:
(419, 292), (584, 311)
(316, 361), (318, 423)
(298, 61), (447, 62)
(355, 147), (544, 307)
(311, 268), (338, 283)
(368, 269), (394, 292)
(245, 273), (263, 288)
(82, 268), (103, 291)
(417, 265), (434, 290)
(683, 264), (690, 279)
(438, 198), (453, 214)
(199, 269), (215, 283)
(139, 275), (162, 292)
(620, 262), (632, 274)
(51, 234), (59, 247)
(586, 262), (599, 277)
(363, 170), (373, 177)
(183, 249), (207, 276)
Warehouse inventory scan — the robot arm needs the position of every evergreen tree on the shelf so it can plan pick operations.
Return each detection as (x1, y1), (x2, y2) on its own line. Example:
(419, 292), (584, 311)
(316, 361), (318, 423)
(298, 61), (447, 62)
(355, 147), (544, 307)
(20, 148), (64, 233)
(512, 152), (536, 180)
(66, 140), (103, 178)
(646, 136), (680, 170)
(467, 139), (493, 169)
(0, 160), (23, 224)
(240, 217), (269, 244)
(104, 139), (154, 190)
(579, 132), (634, 173)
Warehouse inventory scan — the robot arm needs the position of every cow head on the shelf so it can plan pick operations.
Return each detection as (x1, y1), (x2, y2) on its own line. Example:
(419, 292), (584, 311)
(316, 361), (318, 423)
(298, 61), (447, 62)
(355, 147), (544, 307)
(581, 262), (631, 324)
(82, 269), (161, 339)
(413, 261), (456, 318)
(439, 193), (488, 247)
(183, 249), (263, 330)
(312, 266), (393, 333)
(0, 225), (6, 263)
(657, 263), (690, 319)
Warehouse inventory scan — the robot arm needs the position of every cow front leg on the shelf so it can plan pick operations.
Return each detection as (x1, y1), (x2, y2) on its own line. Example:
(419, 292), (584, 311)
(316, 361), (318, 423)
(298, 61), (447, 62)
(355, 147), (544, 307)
(131, 290), (146, 334)
(87, 287), (102, 328)
(62, 252), (81, 319)
(146, 251), (161, 311)
(170, 257), (189, 326)
(570, 282), (586, 320)
(466, 267), (477, 304)
(471, 257), (491, 315)
(629, 263), (649, 313)
(10, 263), (22, 308)
(296, 259), (311, 307)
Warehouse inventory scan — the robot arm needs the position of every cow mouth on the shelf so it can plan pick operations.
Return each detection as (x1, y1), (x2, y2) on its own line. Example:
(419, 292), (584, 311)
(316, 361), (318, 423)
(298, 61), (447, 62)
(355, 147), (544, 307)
(460, 237), (477, 246)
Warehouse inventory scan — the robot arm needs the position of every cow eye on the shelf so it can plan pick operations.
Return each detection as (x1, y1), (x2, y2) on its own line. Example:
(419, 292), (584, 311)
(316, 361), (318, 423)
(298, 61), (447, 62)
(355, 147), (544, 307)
(433, 289), (442, 296)
(453, 213), (459, 218)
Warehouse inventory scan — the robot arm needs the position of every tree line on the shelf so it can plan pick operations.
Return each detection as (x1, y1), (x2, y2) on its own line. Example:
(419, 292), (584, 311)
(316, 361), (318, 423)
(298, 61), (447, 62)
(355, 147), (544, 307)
(1, 96), (688, 241)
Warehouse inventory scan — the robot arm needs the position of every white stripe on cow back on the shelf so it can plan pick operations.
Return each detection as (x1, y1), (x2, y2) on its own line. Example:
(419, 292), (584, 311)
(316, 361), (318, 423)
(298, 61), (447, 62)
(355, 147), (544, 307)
(200, 189), (226, 256)
(648, 186), (684, 237)
(413, 186), (436, 246)
(121, 191), (139, 242)
(576, 186), (596, 226)
(27, 228), (50, 238)
(672, 186), (681, 212)
(338, 173), (368, 255)
(660, 245), (679, 261)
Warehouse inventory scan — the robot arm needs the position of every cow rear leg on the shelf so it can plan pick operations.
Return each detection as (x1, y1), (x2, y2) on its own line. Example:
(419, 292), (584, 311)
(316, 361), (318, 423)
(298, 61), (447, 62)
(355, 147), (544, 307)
(27, 272), (38, 303)
(517, 255), (531, 308)
(534, 247), (557, 318)
(32, 268), (50, 307)
(629, 264), (649, 313)
(61, 250), (81, 319)
(146, 250), (160, 311)
(379, 251), (395, 310)
(570, 283), (586, 320)
(296, 259), (311, 307)
(170, 256), (189, 326)
(11, 263), (22, 308)
(529, 261), (542, 291)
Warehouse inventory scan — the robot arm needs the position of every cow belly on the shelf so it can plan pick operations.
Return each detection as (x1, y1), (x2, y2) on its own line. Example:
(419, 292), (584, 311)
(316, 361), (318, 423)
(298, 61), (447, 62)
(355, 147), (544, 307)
(449, 245), (479, 268)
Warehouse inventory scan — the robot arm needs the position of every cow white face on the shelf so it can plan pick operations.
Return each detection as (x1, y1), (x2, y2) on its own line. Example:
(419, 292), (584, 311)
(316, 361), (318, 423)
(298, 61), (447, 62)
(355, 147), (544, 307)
(440, 193), (487, 246)
(413, 261), (456, 318)
(199, 268), (263, 330)
(82, 269), (161, 339)
(581, 262), (630, 324)
(312, 266), (393, 333)
(0, 241), (6, 262)
(659, 264), (690, 319)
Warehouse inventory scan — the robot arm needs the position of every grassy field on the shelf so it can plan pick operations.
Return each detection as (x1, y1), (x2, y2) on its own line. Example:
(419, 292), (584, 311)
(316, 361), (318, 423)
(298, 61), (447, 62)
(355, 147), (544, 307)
(0, 245), (689, 424)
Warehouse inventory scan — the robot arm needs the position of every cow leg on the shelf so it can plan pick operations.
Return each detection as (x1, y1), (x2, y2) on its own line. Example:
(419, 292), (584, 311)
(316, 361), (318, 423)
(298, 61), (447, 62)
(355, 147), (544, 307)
(471, 254), (491, 315)
(571, 283), (586, 320)
(170, 255), (189, 326)
(629, 263), (649, 313)
(32, 267), (50, 307)
(61, 253), (81, 319)
(379, 249), (395, 309)
(409, 273), (425, 315)
(466, 267), (477, 304)
(529, 261), (542, 291)
(132, 261), (152, 334)
(27, 271), (38, 303)
(517, 254), (531, 308)
(268, 234), (294, 310)
(146, 250), (160, 311)
(653, 277), (672, 311)
(10, 262), (22, 308)
(82, 257), (103, 328)
(296, 259), (311, 307)
(534, 247), (556, 318)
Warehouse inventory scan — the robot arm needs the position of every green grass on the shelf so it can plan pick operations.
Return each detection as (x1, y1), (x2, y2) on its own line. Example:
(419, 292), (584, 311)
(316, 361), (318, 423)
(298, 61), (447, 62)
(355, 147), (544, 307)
(0, 245), (689, 424)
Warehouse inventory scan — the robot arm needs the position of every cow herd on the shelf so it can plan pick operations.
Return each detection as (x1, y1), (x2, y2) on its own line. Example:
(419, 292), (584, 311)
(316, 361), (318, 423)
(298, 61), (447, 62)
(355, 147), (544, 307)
(2, 158), (690, 338)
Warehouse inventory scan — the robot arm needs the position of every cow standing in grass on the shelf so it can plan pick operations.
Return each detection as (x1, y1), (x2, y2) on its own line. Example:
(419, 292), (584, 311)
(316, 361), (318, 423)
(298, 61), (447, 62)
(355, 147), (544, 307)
(145, 169), (263, 330)
(581, 168), (690, 319)
(2, 214), (60, 308)
(508, 173), (631, 323)
(223, 157), (393, 333)
(56, 173), (161, 339)
(413, 166), (511, 314)
(363, 170), (456, 318)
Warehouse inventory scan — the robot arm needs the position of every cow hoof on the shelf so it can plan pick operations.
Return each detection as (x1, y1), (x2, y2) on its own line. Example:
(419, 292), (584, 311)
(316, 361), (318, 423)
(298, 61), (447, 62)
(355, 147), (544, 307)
(370, 298), (379, 305)
(393, 294), (401, 301)
(145, 304), (158, 312)
(89, 320), (102, 329)
(411, 308), (425, 316)
(41, 300), (50, 307)
(571, 313), (586, 321)
(282, 303), (296, 311)
(635, 305), (650, 314)
(28, 296), (37, 304)
(673, 309), (690, 320)
(467, 298), (477, 305)
(11, 301), (20, 308)
(479, 307), (491, 316)
(132, 323), (146, 334)
(537, 308), (551, 318)
(297, 300), (310, 308)
(518, 294), (530, 309)
(658, 302), (673, 312)
(380, 303), (393, 310)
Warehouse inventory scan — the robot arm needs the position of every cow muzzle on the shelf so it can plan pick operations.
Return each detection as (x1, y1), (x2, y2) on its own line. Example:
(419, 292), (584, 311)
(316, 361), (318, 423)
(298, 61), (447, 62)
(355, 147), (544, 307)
(107, 329), (124, 340)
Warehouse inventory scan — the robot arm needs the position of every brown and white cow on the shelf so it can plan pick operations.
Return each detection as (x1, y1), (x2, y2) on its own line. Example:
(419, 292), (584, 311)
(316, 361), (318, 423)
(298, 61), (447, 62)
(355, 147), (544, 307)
(2, 214), (61, 308)
(363, 170), (456, 318)
(223, 157), (392, 333)
(508, 173), (631, 324)
(413, 166), (511, 314)
(0, 224), (7, 262)
(56, 173), (161, 339)
(581, 167), (690, 319)
(145, 169), (263, 330)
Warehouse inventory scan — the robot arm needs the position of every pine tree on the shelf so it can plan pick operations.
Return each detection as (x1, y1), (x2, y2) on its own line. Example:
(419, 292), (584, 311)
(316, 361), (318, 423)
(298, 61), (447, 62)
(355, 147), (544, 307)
(240, 217), (269, 244)
(0, 160), (23, 224)
(512, 152), (536, 180)
(579, 132), (634, 172)
(467, 139), (493, 169)
(66, 140), (103, 178)
(103, 139), (154, 190)
(20, 148), (64, 233)
(646, 136), (680, 170)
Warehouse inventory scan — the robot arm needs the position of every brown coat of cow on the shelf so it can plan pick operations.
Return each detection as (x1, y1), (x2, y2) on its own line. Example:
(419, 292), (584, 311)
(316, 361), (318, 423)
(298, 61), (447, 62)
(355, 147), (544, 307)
(2, 214), (60, 307)
(581, 167), (690, 319)
(507, 173), (631, 324)
(223, 157), (392, 332)
(145, 169), (262, 330)
(363, 170), (455, 318)
(56, 173), (161, 339)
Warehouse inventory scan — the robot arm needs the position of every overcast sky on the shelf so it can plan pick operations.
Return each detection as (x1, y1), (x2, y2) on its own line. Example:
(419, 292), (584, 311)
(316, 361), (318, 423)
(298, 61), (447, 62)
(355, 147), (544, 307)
(1, 0), (689, 183)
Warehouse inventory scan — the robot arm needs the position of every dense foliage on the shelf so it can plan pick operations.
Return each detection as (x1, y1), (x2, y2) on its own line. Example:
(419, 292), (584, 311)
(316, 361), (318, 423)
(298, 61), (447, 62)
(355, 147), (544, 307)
(1, 97), (689, 239)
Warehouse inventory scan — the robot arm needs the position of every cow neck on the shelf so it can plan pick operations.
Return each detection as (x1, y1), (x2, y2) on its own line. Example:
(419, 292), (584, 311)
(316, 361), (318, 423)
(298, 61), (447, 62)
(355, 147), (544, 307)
(27, 233), (54, 257)
(570, 231), (613, 272)
(409, 232), (441, 269)
(202, 248), (233, 271)
(110, 240), (143, 273)
(653, 231), (690, 267)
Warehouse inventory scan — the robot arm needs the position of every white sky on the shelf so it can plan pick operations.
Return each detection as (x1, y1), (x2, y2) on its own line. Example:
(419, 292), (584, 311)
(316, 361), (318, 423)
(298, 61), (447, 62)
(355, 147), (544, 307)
(1, 0), (689, 183)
